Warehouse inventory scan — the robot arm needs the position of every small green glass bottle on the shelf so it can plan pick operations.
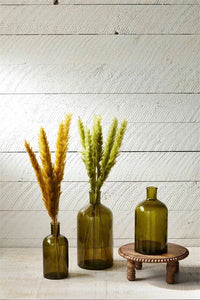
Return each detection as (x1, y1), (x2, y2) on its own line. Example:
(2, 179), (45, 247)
(77, 191), (113, 270)
(43, 222), (68, 279)
(135, 187), (168, 255)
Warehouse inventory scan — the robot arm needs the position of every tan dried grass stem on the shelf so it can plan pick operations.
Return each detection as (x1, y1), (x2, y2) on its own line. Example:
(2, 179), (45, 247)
(25, 114), (72, 224)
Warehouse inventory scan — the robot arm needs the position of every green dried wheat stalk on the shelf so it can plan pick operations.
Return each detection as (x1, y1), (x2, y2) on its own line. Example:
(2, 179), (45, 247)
(100, 118), (118, 182)
(85, 128), (96, 191)
(78, 115), (127, 202)
(78, 117), (86, 149)
(98, 119), (127, 190)
(92, 115), (103, 180)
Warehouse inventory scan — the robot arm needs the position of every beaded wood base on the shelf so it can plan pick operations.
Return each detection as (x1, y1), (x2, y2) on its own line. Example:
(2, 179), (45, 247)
(118, 243), (189, 284)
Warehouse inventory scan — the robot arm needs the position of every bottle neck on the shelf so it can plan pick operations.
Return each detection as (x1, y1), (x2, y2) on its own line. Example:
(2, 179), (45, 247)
(51, 222), (60, 236)
(89, 191), (101, 204)
(146, 186), (157, 200)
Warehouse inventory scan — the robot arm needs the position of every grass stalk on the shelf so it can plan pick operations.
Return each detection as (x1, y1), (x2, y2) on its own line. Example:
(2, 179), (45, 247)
(78, 115), (127, 198)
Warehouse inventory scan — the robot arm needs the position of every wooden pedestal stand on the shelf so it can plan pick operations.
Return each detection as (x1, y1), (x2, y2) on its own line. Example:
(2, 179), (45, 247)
(118, 243), (189, 284)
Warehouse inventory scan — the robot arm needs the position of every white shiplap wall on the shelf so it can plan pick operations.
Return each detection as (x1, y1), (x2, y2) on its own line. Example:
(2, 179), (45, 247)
(0, 0), (199, 248)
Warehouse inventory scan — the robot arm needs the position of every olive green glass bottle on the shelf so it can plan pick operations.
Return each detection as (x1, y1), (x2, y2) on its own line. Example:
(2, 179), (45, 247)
(77, 191), (113, 270)
(135, 187), (168, 255)
(43, 222), (68, 279)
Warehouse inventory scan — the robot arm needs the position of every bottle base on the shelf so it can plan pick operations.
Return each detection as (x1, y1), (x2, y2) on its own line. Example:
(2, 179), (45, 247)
(78, 259), (113, 270)
(44, 272), (68, 280)
(135, 249), (167, 255)
(135, 240), (167, 255)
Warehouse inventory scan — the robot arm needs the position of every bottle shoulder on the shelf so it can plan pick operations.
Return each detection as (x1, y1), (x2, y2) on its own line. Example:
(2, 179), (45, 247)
(78, 203), (112, 217)
(78, 203), (91, 214)
(43, 234), (68, 246)
(59, 235), (68, 243)
(136, 199), (168, 211)
(99, 203), (113, 215)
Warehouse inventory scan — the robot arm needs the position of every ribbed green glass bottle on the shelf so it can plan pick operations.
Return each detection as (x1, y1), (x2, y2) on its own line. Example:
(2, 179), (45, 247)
(135, 187), (168, 255)
(77, 191), (113, 270)
(43, 222), (68, 279)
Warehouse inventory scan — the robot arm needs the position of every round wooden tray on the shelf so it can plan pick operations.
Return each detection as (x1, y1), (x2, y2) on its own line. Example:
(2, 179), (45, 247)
(118, 243), (189, 284)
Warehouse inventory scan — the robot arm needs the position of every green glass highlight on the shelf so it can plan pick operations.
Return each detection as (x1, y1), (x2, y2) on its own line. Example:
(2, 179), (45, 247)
(77, 191), (113, 270)
(135, 187), (168, 255)
(43, 222), (68, 279)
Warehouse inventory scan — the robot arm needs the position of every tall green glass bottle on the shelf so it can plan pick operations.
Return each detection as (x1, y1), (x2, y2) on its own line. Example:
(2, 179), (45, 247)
(135, 187), (168, 255)
(43, 222), (68, 279)
(77, 191), (113, 270)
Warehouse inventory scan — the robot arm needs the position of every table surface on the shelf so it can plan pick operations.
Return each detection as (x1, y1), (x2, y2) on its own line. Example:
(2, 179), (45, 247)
(118, 243), (189, 263)
(0, 247), (199, 299)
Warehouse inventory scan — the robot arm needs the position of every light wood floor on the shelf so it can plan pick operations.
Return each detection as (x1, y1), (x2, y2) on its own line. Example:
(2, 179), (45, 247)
(0, 247), (199, 299)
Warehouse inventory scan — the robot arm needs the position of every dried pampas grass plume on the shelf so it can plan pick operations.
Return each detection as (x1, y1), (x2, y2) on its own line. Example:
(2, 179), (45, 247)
(78, 115), (127, 202)
(25, 114), (72, 224)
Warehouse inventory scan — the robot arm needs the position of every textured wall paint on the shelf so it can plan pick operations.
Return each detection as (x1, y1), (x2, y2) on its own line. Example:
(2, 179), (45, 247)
(0, 0), (199, 247)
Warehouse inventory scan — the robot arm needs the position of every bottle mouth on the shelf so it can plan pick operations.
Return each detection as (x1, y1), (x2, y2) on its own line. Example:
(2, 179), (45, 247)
(146, 186), (157, 190)
(50, 221), (60, 225)
(89, 190), (101, 204)
(146, 186), (157, 199)
(89, 190), (101, 195)
(50, 222), (60, 235)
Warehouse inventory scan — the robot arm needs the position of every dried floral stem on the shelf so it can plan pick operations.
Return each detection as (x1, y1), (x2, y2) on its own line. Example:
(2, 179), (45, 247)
(25, 114), (72, 223)
(92, 115), (103, 181)
(24, 140), (49, 211)
(85, 128), (96, 192)
(54, 114), (72, 214)
(38, 127), (56, 222)
(78, 115), (127, 203)
(78, 117), (86, 149)
(98, 119), (127, 190)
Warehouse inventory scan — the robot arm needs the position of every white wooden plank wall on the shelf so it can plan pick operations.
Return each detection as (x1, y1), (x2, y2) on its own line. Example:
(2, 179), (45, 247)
(0, 0), (199, 248)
